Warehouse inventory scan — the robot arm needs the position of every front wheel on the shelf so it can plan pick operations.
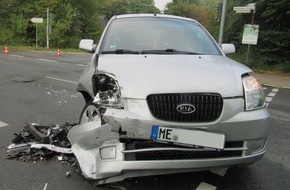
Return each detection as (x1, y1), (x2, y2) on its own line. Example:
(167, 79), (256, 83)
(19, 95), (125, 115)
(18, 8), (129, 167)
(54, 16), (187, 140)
(79, 102), (101, 125)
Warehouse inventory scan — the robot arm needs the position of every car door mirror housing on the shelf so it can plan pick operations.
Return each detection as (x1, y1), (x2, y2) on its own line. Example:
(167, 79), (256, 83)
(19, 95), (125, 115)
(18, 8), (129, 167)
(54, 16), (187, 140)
(221, 43), (235, 54)
(79, 39), (96, 53)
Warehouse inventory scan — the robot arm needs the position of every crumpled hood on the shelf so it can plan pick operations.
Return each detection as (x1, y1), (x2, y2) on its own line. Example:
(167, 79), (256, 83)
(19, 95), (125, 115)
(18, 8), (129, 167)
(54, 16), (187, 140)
(98, 55), (251, 99)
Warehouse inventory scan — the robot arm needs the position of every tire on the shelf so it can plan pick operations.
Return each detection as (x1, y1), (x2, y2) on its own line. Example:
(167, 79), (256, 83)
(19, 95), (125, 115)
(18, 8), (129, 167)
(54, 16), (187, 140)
(79, 102), (101, 125)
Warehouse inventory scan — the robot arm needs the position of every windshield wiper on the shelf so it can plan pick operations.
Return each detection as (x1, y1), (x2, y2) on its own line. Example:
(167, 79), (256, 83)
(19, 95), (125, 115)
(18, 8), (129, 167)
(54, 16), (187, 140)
(102, 49), (140, 54)
(141, 49), (202, 55)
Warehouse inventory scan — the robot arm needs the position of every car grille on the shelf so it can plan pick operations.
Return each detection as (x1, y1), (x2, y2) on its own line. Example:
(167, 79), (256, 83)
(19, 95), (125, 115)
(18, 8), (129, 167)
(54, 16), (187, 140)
(125, 140), (243, 161)
(146, 93), (223, 122)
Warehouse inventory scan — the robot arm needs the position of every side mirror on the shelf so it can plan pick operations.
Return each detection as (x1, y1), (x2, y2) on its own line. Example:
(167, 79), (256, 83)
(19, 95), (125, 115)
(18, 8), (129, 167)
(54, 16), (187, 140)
(221, 43), (235, 55)
(79, 39), (96, 53)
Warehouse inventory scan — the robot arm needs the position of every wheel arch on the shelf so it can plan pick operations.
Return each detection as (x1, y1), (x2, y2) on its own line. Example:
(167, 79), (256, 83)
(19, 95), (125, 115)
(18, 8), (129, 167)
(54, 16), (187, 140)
(79, 91), (93, 103)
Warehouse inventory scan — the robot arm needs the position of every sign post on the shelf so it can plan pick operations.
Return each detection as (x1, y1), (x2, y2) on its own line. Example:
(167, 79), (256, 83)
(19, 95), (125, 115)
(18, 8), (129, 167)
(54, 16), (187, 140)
(218, 0), (227, 46)
(234, 3), (256, 64)
(47, 8), (49, 50)
(30, 17), (43, 48)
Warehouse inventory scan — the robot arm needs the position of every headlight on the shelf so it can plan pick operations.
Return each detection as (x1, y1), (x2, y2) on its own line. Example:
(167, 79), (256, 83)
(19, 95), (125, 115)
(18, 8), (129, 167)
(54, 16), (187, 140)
(242, 75), (266, 111)
(93, 73), (123, 108)
(95, 88), (122, 108)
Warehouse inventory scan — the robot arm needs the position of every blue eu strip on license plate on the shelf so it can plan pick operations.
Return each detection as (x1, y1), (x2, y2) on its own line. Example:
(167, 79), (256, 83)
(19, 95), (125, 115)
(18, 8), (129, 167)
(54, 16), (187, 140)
(151, 125), (159, 141)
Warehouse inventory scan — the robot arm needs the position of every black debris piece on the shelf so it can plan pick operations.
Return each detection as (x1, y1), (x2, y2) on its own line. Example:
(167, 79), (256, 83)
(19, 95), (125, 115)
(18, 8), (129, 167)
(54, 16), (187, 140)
(5, 122), (77, 162)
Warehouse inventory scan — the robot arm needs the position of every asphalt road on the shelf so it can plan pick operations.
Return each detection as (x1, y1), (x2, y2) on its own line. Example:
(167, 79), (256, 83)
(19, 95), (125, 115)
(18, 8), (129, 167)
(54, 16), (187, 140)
(0, 51), (289, 190)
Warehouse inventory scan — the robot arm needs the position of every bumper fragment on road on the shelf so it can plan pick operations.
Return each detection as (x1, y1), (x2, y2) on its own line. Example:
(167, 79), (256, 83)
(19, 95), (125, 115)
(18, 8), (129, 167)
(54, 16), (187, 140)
(6, 123), (77, 161)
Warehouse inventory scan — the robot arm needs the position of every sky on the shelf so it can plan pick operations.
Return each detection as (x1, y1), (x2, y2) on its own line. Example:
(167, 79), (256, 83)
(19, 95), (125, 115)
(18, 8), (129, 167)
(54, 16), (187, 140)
(154, 0), (172, 11)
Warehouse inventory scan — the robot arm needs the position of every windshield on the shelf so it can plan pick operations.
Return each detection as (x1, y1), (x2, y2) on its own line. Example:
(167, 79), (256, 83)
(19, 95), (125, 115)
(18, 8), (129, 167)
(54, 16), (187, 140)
(101, 17), (221, 55)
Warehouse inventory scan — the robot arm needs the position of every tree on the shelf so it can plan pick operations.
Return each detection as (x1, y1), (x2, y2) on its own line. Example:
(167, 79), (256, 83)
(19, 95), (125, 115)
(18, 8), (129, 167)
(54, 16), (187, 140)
(223, 0), (290, 70)
(257, 0), (290, 68)
(164, 0), (216, 30)
(96, 0), (129, 20)
(127, 0), (160, 13)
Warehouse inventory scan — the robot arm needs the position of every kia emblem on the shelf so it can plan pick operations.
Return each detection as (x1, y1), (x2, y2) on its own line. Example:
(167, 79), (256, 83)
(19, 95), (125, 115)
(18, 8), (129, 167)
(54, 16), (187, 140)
(176, 104), (196, 114)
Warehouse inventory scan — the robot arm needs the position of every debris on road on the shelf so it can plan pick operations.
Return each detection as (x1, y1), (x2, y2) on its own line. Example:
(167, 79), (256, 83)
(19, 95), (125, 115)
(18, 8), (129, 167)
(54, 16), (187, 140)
(6, 122), (77, 163)
(66, 171), (72, 177)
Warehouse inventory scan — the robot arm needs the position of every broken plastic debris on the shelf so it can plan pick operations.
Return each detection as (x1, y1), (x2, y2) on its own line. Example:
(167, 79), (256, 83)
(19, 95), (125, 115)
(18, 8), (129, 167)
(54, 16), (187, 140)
(66, 171), (71, 177)
(27, 123), (50, 144)
(57, 155), (64, 161)
(30, 144), (72, 154)
(6, 143), (36, 158)
(6, 123), (77, 160)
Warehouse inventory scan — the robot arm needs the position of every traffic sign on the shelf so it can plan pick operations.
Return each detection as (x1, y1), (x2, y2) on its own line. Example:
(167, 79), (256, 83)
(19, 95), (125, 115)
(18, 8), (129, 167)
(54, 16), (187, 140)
(242, 24), (259, 45)
(234, 6), (251, 13)
(247, 3), (256, 11)
(30, 17), (43, 23)
(234, 3), (255, 13)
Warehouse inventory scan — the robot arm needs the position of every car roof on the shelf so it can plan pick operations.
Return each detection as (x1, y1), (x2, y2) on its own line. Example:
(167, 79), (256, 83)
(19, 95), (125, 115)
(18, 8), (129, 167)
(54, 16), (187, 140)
(114, 14), (199, 24)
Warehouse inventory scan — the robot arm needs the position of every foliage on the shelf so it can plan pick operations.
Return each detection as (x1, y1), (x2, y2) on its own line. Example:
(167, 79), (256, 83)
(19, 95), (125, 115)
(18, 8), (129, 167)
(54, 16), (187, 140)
(222, 0), (290, 69)
(0, 0), (289, 72)
(164, 0), (219, 32)
(96, 0), (160, 19)
(0, 0), (161, 48)
(127, 0), (160, 14)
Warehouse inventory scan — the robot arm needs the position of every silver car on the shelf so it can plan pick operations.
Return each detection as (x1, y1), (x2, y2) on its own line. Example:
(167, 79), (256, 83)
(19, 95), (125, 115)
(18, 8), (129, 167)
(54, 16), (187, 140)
(68, 14), (270, 185)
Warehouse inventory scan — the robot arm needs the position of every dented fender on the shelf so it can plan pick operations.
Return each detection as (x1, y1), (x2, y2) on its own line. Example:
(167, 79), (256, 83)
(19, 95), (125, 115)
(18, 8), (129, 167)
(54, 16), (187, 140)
(67, 108), (155, 179)
(68, 108), (154, 150)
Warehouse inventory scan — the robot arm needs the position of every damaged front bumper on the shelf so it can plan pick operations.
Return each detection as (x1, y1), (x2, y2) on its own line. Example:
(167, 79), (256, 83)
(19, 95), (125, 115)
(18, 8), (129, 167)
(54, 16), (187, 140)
(67, 107), (270, 184)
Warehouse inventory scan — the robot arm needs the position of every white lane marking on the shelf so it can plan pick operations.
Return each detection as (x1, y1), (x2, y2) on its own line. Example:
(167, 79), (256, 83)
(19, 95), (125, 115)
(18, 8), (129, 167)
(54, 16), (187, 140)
(210, 167), (228, 176)
(196, 182), (216, 190)
(77, 64), (86, 67)
(45, 76), (77, 84)
(0, 121), (9, 128)
(10, 54), (24, 58)
(266, 97), (273, 102)
(38, 58), (57, 63)
(268, 92), (276, 97)
(265, 88), (279, 107)
(43, 183), (48, 190)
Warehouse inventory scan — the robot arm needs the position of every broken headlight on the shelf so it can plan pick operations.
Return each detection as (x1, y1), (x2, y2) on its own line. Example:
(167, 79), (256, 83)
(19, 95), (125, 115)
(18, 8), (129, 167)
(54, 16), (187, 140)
(242, 75), (266, 111)
(93, 73), (123, 108)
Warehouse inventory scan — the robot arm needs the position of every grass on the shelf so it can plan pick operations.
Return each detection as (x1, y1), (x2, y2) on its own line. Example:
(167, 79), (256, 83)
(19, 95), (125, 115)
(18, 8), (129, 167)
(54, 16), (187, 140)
(4, 45), (82, 53)
(228, 50), (290, 75)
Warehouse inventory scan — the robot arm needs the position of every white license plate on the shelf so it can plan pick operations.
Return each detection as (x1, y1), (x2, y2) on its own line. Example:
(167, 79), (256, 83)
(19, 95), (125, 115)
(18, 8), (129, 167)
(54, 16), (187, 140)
(151, 126), (225, 149)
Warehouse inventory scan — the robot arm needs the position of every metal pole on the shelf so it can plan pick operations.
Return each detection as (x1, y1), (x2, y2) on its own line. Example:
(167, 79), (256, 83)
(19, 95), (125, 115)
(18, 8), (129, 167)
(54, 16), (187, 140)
(47, 8), (49, 49)
(245, 11), (255, 65)
(218, 0), (227, 46)
(36, 23), (38, 48)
